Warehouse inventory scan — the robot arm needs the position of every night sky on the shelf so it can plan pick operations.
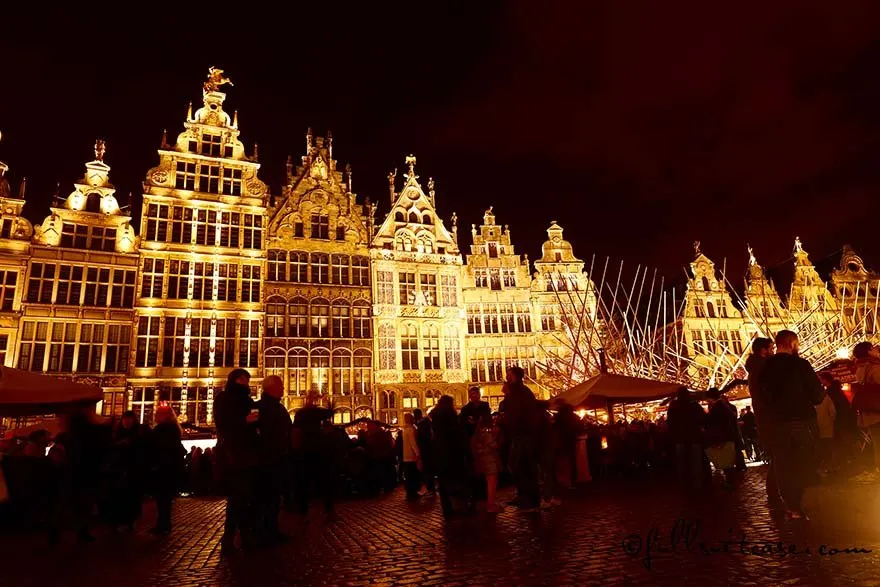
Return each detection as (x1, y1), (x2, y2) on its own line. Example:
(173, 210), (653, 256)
(2, 1), (880, 294)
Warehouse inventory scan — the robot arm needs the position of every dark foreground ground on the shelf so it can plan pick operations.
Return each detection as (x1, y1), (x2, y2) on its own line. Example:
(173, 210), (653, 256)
(3, 467), (880, 586)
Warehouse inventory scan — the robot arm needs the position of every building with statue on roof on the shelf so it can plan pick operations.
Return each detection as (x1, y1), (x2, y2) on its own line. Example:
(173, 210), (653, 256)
(263, 130), (374, 422)
(129, 68), (270, 425)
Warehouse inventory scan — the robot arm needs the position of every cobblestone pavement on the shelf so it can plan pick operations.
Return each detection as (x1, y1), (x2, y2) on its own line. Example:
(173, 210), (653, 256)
(3, 467), (880, 586)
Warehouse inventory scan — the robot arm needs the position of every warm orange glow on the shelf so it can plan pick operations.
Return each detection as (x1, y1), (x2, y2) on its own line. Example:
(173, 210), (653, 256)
(601, 436), (608, 450)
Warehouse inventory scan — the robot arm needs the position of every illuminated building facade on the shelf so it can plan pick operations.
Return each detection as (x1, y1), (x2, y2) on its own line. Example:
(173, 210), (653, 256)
(21, 142), (139, 415)
(0, 144), (31, 371)
(264, 131), (373, 422)
(371, 158), (468, 424)
(129, 70), (269, 425)
(831, 245), (880, 340)
(461, 207), (536, 408)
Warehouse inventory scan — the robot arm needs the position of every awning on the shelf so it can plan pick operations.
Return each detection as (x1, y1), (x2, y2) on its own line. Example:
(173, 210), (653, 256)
(0, 367), (103, 417)
(555, 373), (683, 410)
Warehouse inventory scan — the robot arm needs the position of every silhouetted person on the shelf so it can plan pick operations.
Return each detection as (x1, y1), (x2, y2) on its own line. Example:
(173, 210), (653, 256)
(746, 337), (781, 506)
(414, 409), (435, 494)
(431, 395), (466, 518)
(256, 375), (292, 544)
(758, 330), (825, 519)
(214, 369), (260, 553)
(148, 405), (185, 534)
(293, 391), (334, 517)
(460, 386), (490, 506)
(739, 406), (758, 461)
(106, 411), (144, 530)
(502, 366), (541, 511)
(666, 387), (706, 491)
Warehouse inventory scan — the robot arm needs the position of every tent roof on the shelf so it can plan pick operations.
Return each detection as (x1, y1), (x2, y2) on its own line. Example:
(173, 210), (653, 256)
(0, 367), (103, 417)
(555, 373), (684, 410)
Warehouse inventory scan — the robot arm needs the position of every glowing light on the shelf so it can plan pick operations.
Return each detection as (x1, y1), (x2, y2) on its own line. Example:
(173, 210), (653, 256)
(600, 436), (608, 450)
(836, 347), (850, 360)
(576, 409), (587, 419)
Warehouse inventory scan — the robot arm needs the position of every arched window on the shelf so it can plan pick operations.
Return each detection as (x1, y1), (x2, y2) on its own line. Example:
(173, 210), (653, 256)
(310, 348), (330, 394)
(395, 211), (405, 222)
(331, 300), (351, 338)
(290, 252), (308, 282)
(265, 346), (286, 391)
(707, 302), (716, 318)
(331, 254), (350, 285)
(289, 348), (308, 396)
(288, 297), (308, 337)
(333, 407), (352, 424)
(444, 325), (461, 370)
(267, 250), (287, 282)
(422, 324), (440, 370)
(422, 214), (433, 225)
(425, 389), (441, 410)
(417, 235), (434, 254)
(332, 349), (352, 395)
(402, 390), (418, 410)
(352, 300), (371, 338)
(354, 405), (373, 420)
(266, 296), (286, 337)
(401, 324), (419, 370)
(310, 298), (330, 337)
(353, 349), (371, 394)
(85, 192), (102, 213)
(310, 253), (329, 284)
(408, 211), (419, 224)
(381, 390), (397, 409)
(379, 323), (396, 370)
(395, 233), (413, 252)
(702, 277), (710, 291)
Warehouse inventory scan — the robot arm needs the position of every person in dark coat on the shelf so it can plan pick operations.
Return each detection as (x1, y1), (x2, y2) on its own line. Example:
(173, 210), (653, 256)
(746, 337), (782, 506)
(256, 375), (292, 544)
(214, 369), (260, 552)
(705, 388), (739, 488)
(819, 372), (858, 466)
(757, 330), (825, 519)
(106, 411), (145, 530)
(459, 386), (491, 506)
(666, 387), (706, 491)
(739, 406), (759, 461)
(414, 409), (435, 494)
(500, 367), (541, 511)
(149, 405), (185, 533)
(292, 391), (335, 516)
(430, 395), (466, 518)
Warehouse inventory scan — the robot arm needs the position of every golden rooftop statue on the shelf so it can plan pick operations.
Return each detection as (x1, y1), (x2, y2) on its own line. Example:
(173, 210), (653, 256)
(405, 155), (417, 178)
(204, 66), (233, 93)
(794, 236), (803, 254)
(693, 240), (701, 256)
(94, 139), (106, 162)
(747, 244), (756, 266)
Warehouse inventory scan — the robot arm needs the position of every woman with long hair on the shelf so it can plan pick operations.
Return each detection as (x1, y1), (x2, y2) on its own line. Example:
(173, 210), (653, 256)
(148, 405), (185, 534)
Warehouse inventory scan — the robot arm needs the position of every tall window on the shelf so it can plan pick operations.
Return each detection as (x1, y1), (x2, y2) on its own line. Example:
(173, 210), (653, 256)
(0, 270), (18, 312)
(169, 207), (192, 244)
(189, 318), (212, 369)
(290, 348), (308, 396)
(422, 324), (441, 370)
(219, 212), (240, 248)
(17, 321), (47, 370)
(474, 270), (488, 288)
(268, 250), (287, 282)
(135, 316), (160, 367)
(500, 304), (515, 333)
(89, 227), (116, 252)
(336, 225), (346, 241)
(290, 252), (308, 282)
(332, 255), (349, 285)
(174, 162), (196, 190)
(541, 306), (556, 331)
(193, 210), (214, 246)
(310, 214), (329, 239)
(502, 269), (516, 288)
(185, 387), (210, 426)
(288, 298), (308, 337)
(200, 133), (222, 156)
(111, 269), (136, 308)
(266, 347), (285, 382)
(401, 324), (419, 370)
(310, 299), (329, 337)
(27, 263), (55, 304)
(83, 268), (111, 306)
(692, 330), (704, 353)
(353, 349), (371, 394)
(266, 297), (286, 337)
(55, 266), (82, 306)
(420, 274), (437, 306)
(105, 324), (131, 372)
(379, 323), (397, 370)
(352, 257), (369, 286)
(77, 324), (104, 372)
(221, 168), (243, 196)
(467, 307), (482, 334)
(194, 263), (213, 302)
(163, 317), (187, 367)
(310, 254), (329, 284)
(332, 350), (351, 395)
(444, 325), (461, 370)
(516, 303), (532, 332)
(310, 348), (330, 393)
(470, 349), (485, 383)
(239, 320), (260, 368)
(694, 303), (705, 318)
(214, 319), (236, 367)
(46, 322), (77, 373)
(490, 269), (502, 291)
(376, 271), (394, 304)
(484, 306), (499, 334)
(241, 265), (261, 303)
(167, 261), (190, 300)
(352, 301), (370, 338)
(198, 164), (220, 194)
(332, 301), (351, 338)
(243, 214), (262, 249)
(218, 264), (238, 302)
(145, 203), (170, 242)
(60, 223), (88, 248)
(399, 272), (416, 305)
(441, 275), (457, 307)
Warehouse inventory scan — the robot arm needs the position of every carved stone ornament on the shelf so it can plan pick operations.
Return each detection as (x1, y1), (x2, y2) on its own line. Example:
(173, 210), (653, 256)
(247, 180), (266, 196)
(151, 169), (169, 185)
(425, 372), (444, 382)
(403, 372), (421, 382)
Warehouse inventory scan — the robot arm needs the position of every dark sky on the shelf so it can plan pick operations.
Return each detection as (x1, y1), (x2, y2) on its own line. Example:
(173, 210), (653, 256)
(2, 1), (880, 294)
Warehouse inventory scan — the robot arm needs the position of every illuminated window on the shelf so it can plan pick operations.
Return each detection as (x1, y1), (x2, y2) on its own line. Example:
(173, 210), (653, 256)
(310, 298), (329, 337)
(332, 350), (351, 395)
(219, 212), (240, 247)
(401, 324), (419, 370)
(55, 266), (82, 306)
(332, 254), (350, 285)
(399, 272), (416, 305)
(167, 261), (190, 300)
(376, 271), (394, 304)
(214, 319), (236, 367)
(170, 206), (193, 244)
(402, 391), (418, 410)
(198, 164), (220, 194)
(378, 323), (396, 370)
(221, 167), (243, 196)
(102, 390), (127, 418)
(352, 301), (370, 338)
(541, 306), (556, 331)
(474, 269), (488, 288)
(310, 348), (330, 393)
(420, 274), (437, 306)
(352, 256), (369, 286)
(77, 323), (105, 372)
(175, 162), (196, 190)
(500, 304), (515, 334)
(266, 297), (286, 337)
(423, 324), (440, 370)
(310, 214), (329, 239)
(353, 349), (371, 394)
(135, 316), (160, 367)
(83, 267), (110, 307)
(467, 307), (482, 334)
(111, 269), (136, 308)
(217, 264), (238, 302)
(162, 317), (187, 367)
(331, 301), (351, 338)
(444, 325), (461, 370)
(516, 303), (531, 332)
(191, 262), (211, 301)
(189, 318), (212, 369)
(333, 409), (352, 424)
(185, 387), (210, 426)
(441, 275), (457, 307)
(243, 214), (262, 249)
(310, 253), (329, 284)
(105, 324), (131, 373)
(241, 265), (261, 303)
(289, 348), (308, 396)
(239, 319), (260, 368)
(0, 270), (17, 312)
(288, 297), (308, 337)
(484, 305), (499, 334)
(502, 269), (516, 288)
(490, 269), (501, 291)
(268, 250), (287, 282)
(290, 252), (308, 282)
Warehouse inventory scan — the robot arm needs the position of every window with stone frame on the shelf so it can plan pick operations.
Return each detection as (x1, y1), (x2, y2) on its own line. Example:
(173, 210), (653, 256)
(467, 307), (482, 334)
(167, 261), (190, 300)
(376, 271), (394, 304)
(352, 256), (370, 286)
(55, 266), (83, 306)
(290, 252), (308, 282)
(26, 262), (55, 304)
(198, 164), (221, 194)
(332, 350), (352, 395)
(89, 226), (116, 252)
(140, 258), (165, 299)
(135, 316), (160, 367)
(219, 211), (241, 248)
(420, 274), (437, 306)
(378, 323), (397, 370)
(310, 253), (329, 284)
(60, 223), (88, 248)
(422, 324), (441, 370)
(401, 323), (419, 370)
(0, 270), (18, 312)
(76, 323), (105, 372)
(221, 167), (243, 196)
(268, 250), (287, 282)
(440, 275), (457, 307)
(331, 301), (351, 338)
(266, 297), (286, 337)
(241, 265), (261, 303)
(170, 206), (194, 244)
(217, 264), (238, 302)
(163, 317), (187, 368)
(111, 269), (137, 308)
(243, 214), (262, 250)
(83, 268), (111, 307)
(105, 324), (131, 373)
(516, 303), (532, 332)
(332, 254), (350, 285)
(192, 262), (212, 301)
(45, 322), (77, 373)
(310, 299), (330, 338)
(288, 297), (308, 337)
(289, 348), (308, 396)
(352, 301), (371, 338)
(399, 272), (416, 305)
(353, 349), (371, 394)
(214, 318), (236, 367)
(310, 348), (330, 393)
(444, 325), (461, 370)
(311, 214), (329, 239)
(239, 319), (260, 368)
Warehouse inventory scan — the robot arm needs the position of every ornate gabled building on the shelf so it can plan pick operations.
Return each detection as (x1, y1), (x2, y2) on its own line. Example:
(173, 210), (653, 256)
(681, 243), (748, 388)
(370, 157), (467, 424)
(22, 141), (137, 416)
(264, 131), (373, 421)
(0, 138), (32, 369)
(831, 245), (880, 339)
(789, 237), (839, 317)
(742, 245), (788, 337)
(461, 207), (536, 407)
(130, 68), (270, 425)
(529, 222), (598, 392)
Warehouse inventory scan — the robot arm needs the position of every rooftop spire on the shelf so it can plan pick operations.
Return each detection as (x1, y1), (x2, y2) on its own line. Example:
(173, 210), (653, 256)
(17, 177), (26, 199)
